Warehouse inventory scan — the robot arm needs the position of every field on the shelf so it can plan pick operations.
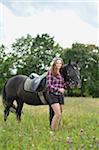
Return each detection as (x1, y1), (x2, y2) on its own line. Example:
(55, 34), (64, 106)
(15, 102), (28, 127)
(0, 96), (99, 150)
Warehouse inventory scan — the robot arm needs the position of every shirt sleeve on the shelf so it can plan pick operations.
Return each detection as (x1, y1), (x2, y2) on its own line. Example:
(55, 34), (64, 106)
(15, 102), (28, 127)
(46, 70), (59, 92)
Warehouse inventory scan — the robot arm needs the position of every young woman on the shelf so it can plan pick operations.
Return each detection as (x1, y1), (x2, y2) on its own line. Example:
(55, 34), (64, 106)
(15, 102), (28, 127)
(46, 57), (66, 131)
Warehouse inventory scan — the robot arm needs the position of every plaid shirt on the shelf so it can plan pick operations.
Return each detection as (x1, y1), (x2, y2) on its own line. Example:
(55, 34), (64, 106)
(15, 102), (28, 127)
(46, 70), (66, 95)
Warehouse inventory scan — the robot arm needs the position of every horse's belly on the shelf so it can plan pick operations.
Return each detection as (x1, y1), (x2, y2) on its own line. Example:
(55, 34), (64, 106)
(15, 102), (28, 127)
(21, 92), (45, 105)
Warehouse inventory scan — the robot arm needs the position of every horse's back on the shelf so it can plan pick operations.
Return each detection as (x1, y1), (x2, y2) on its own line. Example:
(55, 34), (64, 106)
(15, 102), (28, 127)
(5, 75), (27, 97)
(4, 75), (47, 105)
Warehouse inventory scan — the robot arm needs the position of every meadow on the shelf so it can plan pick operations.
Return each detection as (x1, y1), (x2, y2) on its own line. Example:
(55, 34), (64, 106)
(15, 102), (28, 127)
(0, 96), (99, 150)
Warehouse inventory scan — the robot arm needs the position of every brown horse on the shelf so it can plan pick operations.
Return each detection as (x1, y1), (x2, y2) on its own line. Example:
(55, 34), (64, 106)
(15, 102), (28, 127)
(2, 60), (81, 121)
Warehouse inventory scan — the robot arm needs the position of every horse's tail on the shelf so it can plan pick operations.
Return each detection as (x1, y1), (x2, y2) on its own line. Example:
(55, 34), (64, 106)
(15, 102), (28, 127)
(2, 81), (7, 108)
(2, 81), (16, 113)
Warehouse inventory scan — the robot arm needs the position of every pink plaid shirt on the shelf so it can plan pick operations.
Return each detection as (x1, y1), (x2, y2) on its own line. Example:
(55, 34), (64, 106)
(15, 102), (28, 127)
(46, 70), (66, 95)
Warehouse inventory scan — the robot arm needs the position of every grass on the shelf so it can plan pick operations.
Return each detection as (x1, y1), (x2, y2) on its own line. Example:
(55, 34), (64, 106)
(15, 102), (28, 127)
(0, 96), (99, 150)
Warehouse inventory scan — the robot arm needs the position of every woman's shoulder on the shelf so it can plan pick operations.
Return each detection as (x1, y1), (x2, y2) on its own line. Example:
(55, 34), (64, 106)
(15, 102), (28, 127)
(47, 69), (52, 74)
(47, 69), (53, 78)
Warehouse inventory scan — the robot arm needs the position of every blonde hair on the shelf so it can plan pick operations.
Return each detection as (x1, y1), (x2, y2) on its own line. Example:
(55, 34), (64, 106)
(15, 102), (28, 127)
(50, 57), (64, 76)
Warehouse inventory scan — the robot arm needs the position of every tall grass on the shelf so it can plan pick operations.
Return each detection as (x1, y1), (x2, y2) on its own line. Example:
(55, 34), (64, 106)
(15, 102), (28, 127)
(0, 97), (99, 150)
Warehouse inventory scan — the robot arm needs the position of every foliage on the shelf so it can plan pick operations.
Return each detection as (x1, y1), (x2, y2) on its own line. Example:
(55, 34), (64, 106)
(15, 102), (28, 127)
(0, 35), (99, 97)
(11, 34), (62, 75)
(62, 43), (99, 97)
(0, 45), (10, 92)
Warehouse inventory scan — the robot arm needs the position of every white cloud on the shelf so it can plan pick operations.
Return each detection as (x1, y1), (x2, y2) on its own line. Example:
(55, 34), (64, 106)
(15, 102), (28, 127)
(0, 3), (98, 51)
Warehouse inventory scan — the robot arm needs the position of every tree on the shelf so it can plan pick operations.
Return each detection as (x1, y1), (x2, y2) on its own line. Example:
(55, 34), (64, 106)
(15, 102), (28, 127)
(62, 43), (99, 97)
(0, 45), (8, 92)
(12, 33), (63, 75)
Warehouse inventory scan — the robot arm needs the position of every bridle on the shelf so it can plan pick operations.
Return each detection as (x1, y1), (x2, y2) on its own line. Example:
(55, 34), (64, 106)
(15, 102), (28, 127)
(63, 63), (80, 87)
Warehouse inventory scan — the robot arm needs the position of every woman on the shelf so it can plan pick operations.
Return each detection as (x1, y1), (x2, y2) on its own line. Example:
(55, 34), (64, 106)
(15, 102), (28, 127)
(46, 57), (66, 131)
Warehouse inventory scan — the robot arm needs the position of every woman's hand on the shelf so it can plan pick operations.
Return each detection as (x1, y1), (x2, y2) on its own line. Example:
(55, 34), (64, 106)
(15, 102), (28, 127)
(58, 88), (64, 93)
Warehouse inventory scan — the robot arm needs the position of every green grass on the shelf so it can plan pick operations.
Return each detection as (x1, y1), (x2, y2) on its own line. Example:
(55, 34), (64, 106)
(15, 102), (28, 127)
(0, 97), (99, 150)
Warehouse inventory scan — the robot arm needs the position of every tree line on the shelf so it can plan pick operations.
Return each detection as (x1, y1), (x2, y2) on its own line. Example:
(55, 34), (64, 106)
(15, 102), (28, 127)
(0, 33), (99, 97)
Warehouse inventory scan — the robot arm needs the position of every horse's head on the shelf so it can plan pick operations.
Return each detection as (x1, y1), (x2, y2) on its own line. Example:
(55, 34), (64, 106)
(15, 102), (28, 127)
(62, 60), (81, 88)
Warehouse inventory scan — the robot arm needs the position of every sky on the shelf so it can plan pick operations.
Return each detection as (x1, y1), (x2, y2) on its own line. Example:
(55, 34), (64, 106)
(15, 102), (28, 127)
(0, 0), (99, 51)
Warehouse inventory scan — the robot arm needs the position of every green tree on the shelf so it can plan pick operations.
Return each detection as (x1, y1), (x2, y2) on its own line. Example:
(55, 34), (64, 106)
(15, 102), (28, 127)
(12, 33), (62, 75)
(87, 47), (99, 97)
(62, 43), (99, 97)
(0, 45), (8, 92)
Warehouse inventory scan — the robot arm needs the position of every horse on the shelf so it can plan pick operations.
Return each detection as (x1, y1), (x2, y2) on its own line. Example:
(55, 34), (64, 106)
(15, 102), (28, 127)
(2, 60), (81, 121)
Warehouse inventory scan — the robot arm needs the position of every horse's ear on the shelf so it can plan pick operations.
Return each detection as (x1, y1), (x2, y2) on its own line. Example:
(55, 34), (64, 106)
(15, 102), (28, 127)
(68, 59), (71, 65)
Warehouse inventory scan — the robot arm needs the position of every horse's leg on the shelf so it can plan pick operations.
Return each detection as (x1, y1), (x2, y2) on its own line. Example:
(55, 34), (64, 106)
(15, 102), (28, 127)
(49, 105), (54, 126)
(16, 101), (23, 121)
(9, 104), (16, 113)
(4, 106), (10, 121)
(4, 97), (13, 121)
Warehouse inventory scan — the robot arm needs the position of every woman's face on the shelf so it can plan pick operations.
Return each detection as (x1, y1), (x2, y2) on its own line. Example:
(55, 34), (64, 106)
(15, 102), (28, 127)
(55, 59), (63, 70)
